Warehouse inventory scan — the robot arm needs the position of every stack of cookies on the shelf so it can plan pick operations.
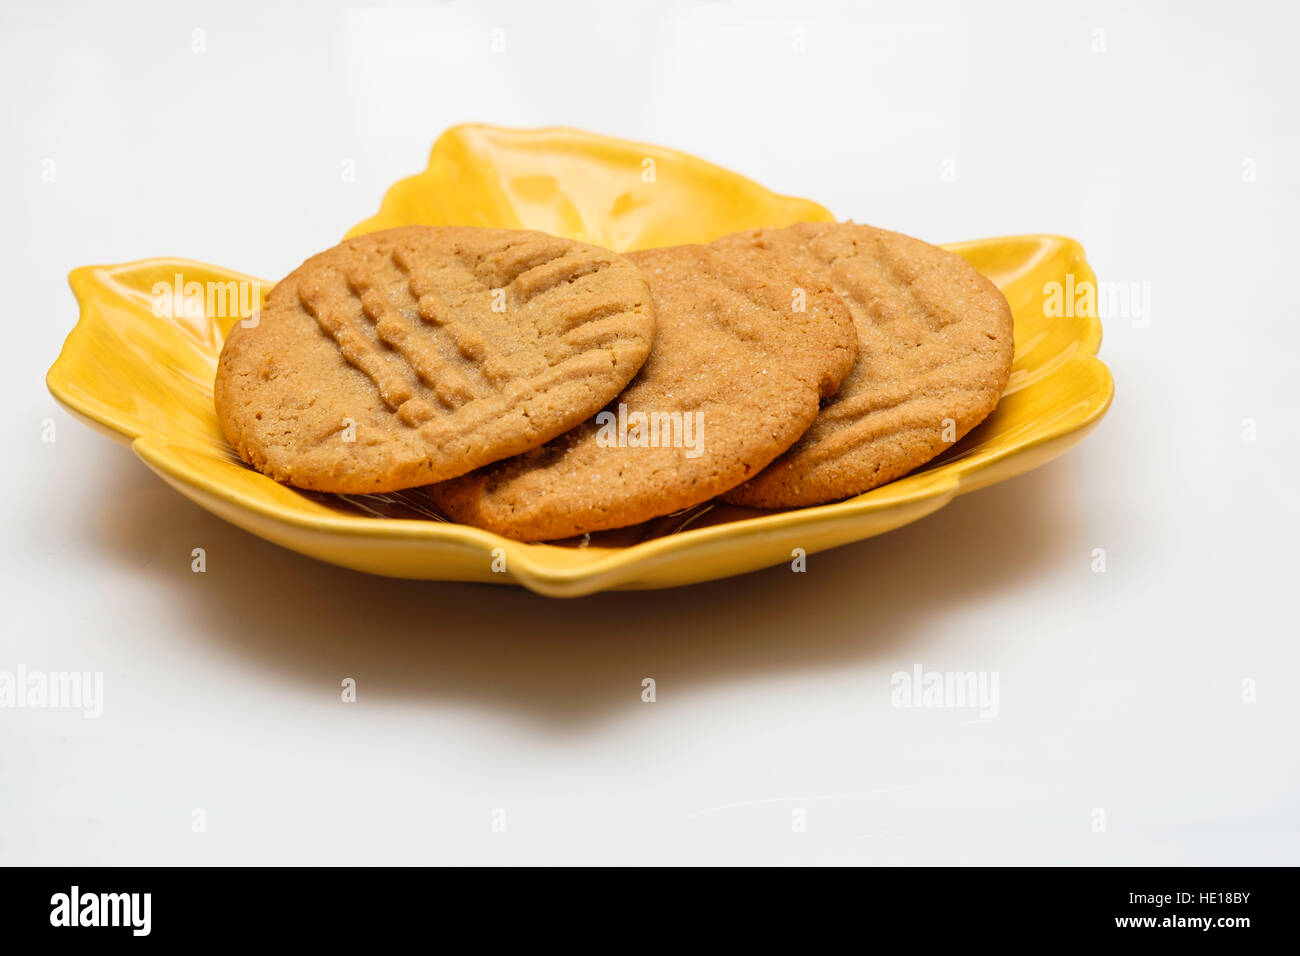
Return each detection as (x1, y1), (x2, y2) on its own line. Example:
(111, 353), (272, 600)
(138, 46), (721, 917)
(215, 222), (1014, 541)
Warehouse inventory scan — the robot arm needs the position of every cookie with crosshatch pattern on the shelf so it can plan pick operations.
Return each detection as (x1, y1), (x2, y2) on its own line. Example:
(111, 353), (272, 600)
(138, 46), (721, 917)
(214, 225), (655, 492)
(711, 221), (1015, 507)
(427, 242), (858, 540)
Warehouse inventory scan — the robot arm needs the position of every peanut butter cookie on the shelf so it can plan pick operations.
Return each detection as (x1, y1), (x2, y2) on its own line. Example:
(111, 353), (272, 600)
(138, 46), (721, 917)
(215, 226), (655, 493)
(712, 221), (1014, 507)
(428, 243), (857, 540)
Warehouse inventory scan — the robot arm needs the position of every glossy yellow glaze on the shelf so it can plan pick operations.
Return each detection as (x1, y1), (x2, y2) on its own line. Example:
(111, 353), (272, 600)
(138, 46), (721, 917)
(48, 124), (1113, 596)
(346, 124), (835, 250)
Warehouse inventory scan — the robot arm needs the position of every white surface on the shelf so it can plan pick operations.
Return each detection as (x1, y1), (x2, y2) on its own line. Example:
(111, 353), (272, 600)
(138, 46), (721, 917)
(2, 0), (1297, 865)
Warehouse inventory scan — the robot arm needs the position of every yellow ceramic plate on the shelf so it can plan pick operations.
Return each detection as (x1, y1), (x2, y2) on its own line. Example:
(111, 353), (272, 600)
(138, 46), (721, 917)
(47, 124), (1113, 597)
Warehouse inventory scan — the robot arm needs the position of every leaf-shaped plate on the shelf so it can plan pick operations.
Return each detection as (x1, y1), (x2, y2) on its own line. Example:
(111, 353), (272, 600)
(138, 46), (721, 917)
(47, 124), (1113, 596)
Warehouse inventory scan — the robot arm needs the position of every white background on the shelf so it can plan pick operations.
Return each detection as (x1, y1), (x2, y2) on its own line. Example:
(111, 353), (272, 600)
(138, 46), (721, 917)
(2, 0), (1297, 865)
